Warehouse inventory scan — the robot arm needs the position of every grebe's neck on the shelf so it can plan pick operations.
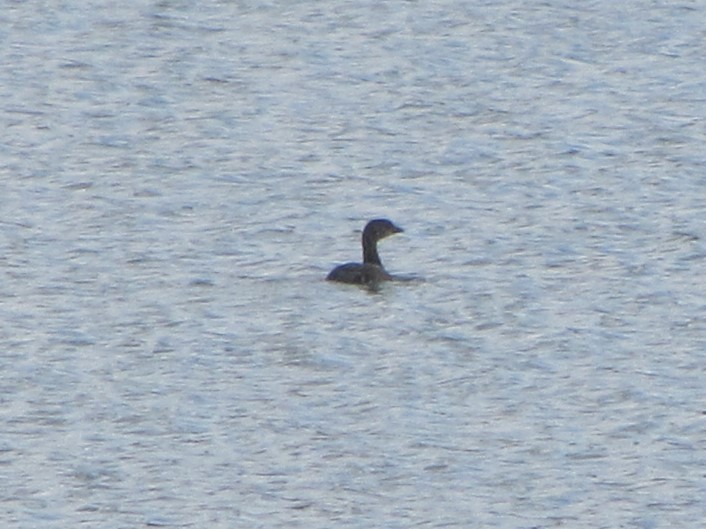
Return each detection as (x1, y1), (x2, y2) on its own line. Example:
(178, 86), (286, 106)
(362, 232), (381, 265)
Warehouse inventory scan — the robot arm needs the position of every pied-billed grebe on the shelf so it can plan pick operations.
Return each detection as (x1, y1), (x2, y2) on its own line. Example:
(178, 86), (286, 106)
(327, 219), (403, 285)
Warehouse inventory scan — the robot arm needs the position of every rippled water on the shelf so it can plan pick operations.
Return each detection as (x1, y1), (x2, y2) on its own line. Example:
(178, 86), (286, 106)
(2, 1), (706, 527)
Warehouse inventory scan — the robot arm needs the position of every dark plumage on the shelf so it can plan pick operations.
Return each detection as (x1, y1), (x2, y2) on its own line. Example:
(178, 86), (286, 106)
(327, 219), (403, 285)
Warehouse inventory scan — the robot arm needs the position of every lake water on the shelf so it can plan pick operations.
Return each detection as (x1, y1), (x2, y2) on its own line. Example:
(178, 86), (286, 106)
(2, 1), (706, 527)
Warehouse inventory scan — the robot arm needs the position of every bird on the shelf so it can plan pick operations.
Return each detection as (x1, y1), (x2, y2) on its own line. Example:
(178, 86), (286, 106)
(327, 219), (403, 285)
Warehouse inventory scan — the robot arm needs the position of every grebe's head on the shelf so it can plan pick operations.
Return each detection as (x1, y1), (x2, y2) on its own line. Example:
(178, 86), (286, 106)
(363, 219), (403, 241)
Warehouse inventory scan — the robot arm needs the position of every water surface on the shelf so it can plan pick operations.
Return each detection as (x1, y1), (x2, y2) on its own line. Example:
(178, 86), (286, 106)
(2, 1), (706, 528)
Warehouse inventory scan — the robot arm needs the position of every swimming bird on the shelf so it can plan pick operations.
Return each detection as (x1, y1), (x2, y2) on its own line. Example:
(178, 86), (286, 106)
(327, 219), (403, 285)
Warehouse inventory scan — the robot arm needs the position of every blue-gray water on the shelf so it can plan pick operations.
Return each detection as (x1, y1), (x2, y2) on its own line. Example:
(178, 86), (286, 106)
(2, 1), (706, 528)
